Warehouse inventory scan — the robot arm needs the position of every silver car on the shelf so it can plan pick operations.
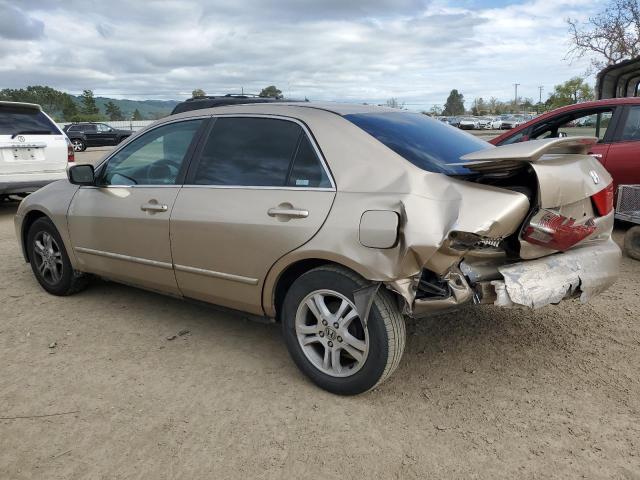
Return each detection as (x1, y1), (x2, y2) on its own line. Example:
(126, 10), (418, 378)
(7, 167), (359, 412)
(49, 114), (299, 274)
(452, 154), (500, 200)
(15, 103), (620, 394)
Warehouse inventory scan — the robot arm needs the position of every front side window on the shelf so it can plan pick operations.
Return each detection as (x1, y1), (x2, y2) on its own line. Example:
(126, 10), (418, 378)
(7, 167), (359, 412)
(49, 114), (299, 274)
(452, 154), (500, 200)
(99, 119), (203, 186)
(620, 106), (640, 141)
(97, 123), (112, 133)
(531, 109), (614, 141)
(193, 117), (328, 187)
(344, 111), (490, 175)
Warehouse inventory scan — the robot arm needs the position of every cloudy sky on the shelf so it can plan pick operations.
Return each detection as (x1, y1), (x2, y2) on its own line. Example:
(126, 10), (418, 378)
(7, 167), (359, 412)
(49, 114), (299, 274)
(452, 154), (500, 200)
(0, 0), (601, 109)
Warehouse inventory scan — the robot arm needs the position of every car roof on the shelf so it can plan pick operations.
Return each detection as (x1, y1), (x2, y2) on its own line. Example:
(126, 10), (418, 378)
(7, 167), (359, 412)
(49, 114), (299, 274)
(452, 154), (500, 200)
(170, 101), (401, 120)
(0, 100), (42, 110)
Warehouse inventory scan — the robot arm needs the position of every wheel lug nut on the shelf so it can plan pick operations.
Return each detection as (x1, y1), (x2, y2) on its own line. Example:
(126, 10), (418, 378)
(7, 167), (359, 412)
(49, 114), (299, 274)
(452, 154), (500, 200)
(319, 331), (324, 337)
(337, 336), (342, 342)
(322, 320), (328, 326)
(333, 322), (339, 328)
(328, 341), (333, 347)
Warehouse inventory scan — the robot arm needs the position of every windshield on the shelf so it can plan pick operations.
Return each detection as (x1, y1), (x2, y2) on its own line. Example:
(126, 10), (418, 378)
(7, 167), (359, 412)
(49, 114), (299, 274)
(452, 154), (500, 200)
(0, 106), (59, 136)
(344, 111), (491, 175)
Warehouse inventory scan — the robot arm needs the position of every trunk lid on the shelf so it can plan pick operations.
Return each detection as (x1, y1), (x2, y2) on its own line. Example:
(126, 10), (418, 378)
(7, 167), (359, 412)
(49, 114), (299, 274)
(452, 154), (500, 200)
(0, 102), (68, 175)
(458, 137), (613, 259)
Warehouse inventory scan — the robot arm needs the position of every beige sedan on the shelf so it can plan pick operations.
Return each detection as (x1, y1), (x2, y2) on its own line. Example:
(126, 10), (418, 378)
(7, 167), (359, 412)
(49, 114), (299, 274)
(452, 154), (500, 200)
(15, 103), (621, 394)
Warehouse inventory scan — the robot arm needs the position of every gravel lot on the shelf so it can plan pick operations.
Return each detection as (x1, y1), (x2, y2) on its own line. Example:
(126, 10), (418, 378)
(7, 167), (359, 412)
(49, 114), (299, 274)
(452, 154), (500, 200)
(1, 148), (639, 479)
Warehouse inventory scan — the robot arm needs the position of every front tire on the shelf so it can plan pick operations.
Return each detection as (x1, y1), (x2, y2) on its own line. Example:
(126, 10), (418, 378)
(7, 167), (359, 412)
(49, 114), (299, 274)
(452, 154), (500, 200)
(282, 265), (406, 395)
(27, 217), (88, 296)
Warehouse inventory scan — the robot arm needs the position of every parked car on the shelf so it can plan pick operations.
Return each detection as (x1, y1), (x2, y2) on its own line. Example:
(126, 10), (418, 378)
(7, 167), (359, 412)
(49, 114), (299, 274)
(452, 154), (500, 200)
(1, 101), (73, 199)
(459, 117), (480, 130)
(15, 103), (620, 395)
(63, 123), (133, 152)
(476, 117), (493, 129)
(499, 116), (523, 129)
(171, 93), (301, 115)
(490, 98), (640, 193)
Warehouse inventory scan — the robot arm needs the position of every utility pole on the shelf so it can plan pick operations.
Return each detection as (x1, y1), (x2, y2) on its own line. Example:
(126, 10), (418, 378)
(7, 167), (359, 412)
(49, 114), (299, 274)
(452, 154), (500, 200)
(537, 86), (544, 114)
(513, 83), (520, 113)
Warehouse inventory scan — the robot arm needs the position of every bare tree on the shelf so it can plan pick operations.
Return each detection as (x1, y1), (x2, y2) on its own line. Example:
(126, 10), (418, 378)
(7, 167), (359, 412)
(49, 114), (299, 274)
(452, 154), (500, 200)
(385, 97), (405, 109)
(567, 0), (640, 71)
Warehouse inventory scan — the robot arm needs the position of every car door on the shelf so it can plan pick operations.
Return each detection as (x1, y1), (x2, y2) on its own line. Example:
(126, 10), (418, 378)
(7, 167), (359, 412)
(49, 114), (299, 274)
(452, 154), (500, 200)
(82, 124), (99, 147)
(67, 118), (206, 294)
(170, 116), (336, 315)
(604, 105), (640, 192)
(96, 123), (118, 145)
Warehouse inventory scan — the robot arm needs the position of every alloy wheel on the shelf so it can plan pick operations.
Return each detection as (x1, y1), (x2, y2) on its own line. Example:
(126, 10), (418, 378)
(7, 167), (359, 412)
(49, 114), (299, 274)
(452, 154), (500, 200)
(32, 231), (63, 285)
(295, 290), (369, 377)
(71, 140), (83, 151)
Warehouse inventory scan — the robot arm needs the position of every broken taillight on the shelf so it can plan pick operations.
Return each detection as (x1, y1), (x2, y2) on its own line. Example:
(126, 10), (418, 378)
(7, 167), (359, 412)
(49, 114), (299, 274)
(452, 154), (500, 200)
(66, 138), (75, 163)
(522, 209), (596, 251)
(591, 182), (614, 216)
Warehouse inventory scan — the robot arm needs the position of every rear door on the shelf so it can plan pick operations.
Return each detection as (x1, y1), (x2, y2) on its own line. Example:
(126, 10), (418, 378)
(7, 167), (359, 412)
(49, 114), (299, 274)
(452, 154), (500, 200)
(170, 116), (336, 315)
(0, 104), (67, 175)
(604, 105), (640, 191)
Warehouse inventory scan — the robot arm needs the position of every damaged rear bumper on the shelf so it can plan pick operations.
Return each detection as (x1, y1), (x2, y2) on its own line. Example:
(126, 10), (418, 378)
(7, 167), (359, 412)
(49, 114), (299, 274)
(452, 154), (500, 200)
(491, 239), (620, 309)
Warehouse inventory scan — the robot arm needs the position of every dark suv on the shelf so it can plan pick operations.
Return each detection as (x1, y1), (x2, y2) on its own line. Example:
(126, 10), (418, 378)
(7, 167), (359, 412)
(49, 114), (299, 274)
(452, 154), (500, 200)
(63, 123), (133, 152)
(171, 94), (302, 115)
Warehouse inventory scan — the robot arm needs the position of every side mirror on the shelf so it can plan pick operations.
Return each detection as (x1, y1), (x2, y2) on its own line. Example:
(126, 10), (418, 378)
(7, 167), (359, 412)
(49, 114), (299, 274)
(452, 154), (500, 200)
(68, 164), (95, 186)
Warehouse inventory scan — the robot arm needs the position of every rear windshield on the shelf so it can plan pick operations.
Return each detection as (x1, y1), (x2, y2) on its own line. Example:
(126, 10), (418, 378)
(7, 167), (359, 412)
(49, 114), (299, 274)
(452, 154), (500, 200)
(0, 106), (59, 137)
(344, 112), (492, 175)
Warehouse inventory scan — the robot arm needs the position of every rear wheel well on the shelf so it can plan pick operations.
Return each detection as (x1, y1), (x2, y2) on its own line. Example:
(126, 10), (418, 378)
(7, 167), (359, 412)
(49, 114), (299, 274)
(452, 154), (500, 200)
(273, 259), (337, 321)
(22, 211), (48, 262)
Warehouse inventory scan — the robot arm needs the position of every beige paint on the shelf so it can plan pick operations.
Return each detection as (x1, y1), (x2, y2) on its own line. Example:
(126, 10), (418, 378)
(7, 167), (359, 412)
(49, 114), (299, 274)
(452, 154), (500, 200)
(15, 104), (620, 321)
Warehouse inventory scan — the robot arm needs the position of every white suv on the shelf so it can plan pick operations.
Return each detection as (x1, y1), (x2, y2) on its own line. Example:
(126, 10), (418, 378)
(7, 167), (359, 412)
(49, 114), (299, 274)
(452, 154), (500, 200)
(0, 101), (73, 198)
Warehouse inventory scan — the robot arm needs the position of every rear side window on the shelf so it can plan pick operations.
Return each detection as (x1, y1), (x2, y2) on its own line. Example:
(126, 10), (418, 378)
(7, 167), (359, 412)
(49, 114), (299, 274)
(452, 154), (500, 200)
(0, 106), (59, 136)
(193, 117), (304, 186)
(287, 135), (332, 188)
(82, 124), (97, 132)
(620, 106), (640, 141)
(344, 112), (490, 175)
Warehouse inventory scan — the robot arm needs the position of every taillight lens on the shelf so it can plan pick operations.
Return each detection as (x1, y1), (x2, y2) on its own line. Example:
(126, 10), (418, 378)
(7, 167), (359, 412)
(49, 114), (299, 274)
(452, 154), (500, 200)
(66, 138), (75, 163)
(522, 209), (596, 251)
(591, 182), (614, 216)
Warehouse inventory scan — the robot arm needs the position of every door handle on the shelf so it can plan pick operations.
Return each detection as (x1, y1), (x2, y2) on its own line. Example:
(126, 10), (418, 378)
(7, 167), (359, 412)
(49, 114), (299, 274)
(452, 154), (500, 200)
(589, 153), (603, 159)
(267, 207), (309, 219)
(141, 201), (168, 213)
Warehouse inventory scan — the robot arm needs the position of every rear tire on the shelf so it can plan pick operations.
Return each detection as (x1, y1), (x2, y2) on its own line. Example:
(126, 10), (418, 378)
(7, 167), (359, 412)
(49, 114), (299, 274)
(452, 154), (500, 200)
(282, 265), (406, 395)
(624, 226), (640, 261)
(71, 139), (86, 152)
(27, 217), (89, 296)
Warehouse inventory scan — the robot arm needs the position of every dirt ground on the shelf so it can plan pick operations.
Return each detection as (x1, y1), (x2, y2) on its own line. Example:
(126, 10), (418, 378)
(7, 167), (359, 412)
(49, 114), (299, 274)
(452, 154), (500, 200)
(1, 150), (639, 479)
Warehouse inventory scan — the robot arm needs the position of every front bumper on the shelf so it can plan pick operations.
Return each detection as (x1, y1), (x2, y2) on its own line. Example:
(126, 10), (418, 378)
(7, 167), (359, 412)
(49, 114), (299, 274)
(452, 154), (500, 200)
(492, 238), (621, 309)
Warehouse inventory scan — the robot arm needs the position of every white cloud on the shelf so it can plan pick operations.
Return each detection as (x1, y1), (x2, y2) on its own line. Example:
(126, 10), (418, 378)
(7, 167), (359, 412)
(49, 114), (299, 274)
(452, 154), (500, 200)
(0, 0), (602, 108)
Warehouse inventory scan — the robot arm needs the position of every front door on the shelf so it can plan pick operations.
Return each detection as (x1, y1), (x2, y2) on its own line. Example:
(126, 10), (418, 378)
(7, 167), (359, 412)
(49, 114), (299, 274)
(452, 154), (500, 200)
(68, 118), (205, 294)
(605, 105), (640, 192)
(170, 116), (336, 314)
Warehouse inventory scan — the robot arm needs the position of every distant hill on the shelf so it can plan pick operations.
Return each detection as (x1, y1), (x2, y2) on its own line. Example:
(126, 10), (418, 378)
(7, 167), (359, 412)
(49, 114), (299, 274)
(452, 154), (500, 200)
(71, 96), (180, 120)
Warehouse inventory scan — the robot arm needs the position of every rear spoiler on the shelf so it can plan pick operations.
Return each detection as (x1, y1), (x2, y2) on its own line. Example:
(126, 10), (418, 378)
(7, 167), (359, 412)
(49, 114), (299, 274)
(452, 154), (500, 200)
(452, 137), (598, 173)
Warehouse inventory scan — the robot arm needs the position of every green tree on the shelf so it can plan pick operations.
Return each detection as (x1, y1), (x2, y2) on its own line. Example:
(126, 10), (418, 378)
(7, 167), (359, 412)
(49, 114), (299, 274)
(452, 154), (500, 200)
(546, 77), (594, 109)
(442, 89), (465, 116)
(192, 88), (206, 98)
(61, 96), (78, 121)
(0, 85), (73, 118)
(105, 101), (124, 121)
(259, 85), (282, 98)
(132, 109), (144, 120)
(80, 89), (100, 116)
